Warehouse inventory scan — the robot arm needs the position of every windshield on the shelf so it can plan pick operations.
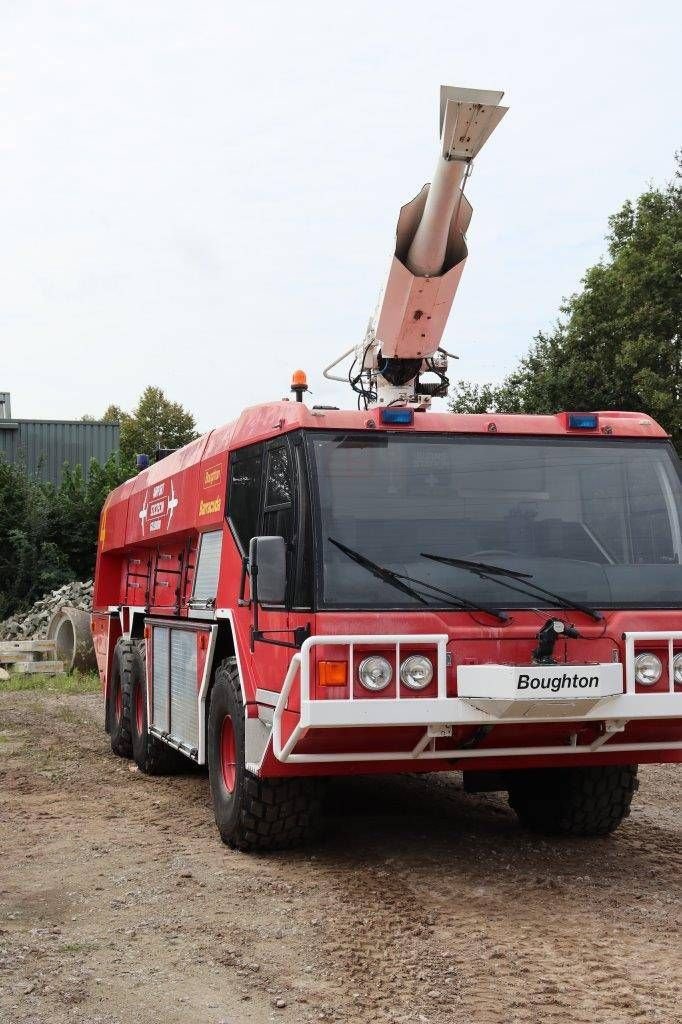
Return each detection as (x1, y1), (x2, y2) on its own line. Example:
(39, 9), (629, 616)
(308, 432), (682, 611)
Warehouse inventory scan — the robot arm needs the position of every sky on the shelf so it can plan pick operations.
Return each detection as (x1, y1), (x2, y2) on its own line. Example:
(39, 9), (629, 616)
(1, 0), (680, 431)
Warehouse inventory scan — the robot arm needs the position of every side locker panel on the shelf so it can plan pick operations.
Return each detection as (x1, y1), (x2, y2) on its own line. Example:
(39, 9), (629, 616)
(189, 530), (223, 617)
(151, 626), (170, 733)
(170, 630), (198, 750)
(124, 553), (151, 606)
(150, 544), (185, 614)
(148, 620), (214, 761)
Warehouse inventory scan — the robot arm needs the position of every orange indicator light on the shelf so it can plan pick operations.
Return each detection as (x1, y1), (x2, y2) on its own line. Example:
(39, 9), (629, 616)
(318, 660), (347, 686)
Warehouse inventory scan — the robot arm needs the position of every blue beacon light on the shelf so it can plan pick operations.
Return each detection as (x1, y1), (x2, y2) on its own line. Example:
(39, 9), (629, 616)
(380, 408), (415, 426)
(567, 413), (599, 430)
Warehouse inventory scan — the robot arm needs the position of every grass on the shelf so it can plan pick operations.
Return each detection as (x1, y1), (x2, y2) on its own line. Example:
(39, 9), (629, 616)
(0, 670), (101, 695)
(59, 941), (98, 955)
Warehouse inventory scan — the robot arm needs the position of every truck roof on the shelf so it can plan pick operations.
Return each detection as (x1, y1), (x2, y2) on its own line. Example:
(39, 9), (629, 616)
(218, 401), (667, 441)
(127, 401), (671, 492)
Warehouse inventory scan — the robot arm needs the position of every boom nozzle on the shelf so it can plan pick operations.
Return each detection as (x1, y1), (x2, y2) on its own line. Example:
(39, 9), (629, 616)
(439, 86), (507, 160)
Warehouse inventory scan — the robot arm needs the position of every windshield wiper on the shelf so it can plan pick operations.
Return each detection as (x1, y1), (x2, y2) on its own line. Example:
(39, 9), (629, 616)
(395, 573), (508, 622)
(420, 552), (603, 622)
(329, 537), (428, 604)
(329, 538), (507, 621)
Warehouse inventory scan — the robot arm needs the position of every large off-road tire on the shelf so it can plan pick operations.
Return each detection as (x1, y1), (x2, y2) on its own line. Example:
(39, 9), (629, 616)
(107, 638), (135, 757)
(130, 641), (185, 775)
(207, 657), (322, 851)
(508, 764), (639, 837)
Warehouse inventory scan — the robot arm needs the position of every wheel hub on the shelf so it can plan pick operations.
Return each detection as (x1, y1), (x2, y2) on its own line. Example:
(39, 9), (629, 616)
(220, 715), (237, 792)
(135, 682), (144, 734)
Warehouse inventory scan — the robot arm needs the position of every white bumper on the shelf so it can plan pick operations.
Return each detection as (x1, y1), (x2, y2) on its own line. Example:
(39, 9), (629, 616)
(267, 633), (682, 765)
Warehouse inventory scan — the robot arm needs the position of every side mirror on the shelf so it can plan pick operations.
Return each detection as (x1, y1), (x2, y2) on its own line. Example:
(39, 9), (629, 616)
(249, 536), (287, 606)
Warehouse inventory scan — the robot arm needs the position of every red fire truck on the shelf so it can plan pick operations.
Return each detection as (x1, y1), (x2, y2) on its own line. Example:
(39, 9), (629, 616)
(92, 87), (682, 850)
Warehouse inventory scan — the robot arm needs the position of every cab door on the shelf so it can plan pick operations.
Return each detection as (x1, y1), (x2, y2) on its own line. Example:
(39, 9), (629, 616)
(227, 434), (311, 695)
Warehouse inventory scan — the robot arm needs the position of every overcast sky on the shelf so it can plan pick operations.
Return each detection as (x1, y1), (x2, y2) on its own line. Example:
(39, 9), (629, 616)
(2, 0), (680, 430)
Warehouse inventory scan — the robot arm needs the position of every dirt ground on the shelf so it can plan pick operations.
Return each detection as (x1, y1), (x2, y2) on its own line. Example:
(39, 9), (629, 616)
(1, 689), (680, 1024)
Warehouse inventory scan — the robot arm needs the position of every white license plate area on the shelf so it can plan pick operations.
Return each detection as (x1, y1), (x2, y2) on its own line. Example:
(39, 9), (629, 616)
(457, 663), (623, 700)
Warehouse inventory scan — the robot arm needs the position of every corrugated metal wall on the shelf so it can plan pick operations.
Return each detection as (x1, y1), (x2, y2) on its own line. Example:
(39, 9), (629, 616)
(0, 419), (120, 485)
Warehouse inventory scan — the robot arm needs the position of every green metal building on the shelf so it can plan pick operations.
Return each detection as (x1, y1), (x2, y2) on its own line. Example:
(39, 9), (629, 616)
(0, 392), (120, 485)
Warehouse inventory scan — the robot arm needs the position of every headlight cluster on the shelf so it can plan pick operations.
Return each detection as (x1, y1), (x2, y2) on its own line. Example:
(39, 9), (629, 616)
(634, 652), (662, 686)
(358, 654), (433, 692)
(357, 656), (393, 691)
(400, 655), (434, 690)
(634, 651), (682, 688)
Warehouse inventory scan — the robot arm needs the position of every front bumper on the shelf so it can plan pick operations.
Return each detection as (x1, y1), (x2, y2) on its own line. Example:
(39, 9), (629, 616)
(269, 632), (682, 765)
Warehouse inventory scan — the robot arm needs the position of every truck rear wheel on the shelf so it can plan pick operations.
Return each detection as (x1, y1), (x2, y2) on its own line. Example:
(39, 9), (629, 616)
(130, 641), (185, 775)
(207, 658), (322, 851)
(508, 764), (639, 837)
(107, 638), (135, 758)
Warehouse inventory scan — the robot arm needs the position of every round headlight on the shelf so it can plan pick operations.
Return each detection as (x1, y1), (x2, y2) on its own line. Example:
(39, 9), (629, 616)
(400, 655), (433, 690)
(358, 656), (392, 691)
(634, 652), (662, 686)
(673, 652), (682, 688)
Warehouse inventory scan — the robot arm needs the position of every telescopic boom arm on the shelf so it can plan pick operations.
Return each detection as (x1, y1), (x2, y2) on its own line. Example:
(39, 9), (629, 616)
(325, 86), (507, 409)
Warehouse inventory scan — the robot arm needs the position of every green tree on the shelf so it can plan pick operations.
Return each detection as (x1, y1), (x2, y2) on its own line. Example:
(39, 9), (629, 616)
(450, 156), (682, 448)
(49, 454), (131, 582)
(0, 458), (71, 618)
(101, 404), (124, 424)
(109, 387), (199, 463)
(0, 452), (131, 619)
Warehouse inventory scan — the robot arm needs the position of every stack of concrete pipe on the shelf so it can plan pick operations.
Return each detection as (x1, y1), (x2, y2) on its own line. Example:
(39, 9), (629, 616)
(47, 606), (97, 674)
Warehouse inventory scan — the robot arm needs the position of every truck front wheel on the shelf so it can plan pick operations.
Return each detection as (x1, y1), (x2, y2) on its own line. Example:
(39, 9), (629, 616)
(207, 658), (322, 851)
(508, 764), (639, 837)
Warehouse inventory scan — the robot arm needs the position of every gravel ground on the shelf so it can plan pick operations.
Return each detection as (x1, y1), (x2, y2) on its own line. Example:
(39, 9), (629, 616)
(1, 689), (680, 1024)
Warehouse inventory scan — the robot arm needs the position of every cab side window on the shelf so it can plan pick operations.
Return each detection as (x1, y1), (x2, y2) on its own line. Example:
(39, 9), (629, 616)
(263, 445), (294, 541)
(227, 445), (263, 554)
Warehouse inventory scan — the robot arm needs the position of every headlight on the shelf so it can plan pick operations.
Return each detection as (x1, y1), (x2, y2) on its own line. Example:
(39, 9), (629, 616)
(673, 652), (682, 688)
(358, 656), (392, 691)
(400, 655), (433, 690)
(634, 652), (662, 686)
